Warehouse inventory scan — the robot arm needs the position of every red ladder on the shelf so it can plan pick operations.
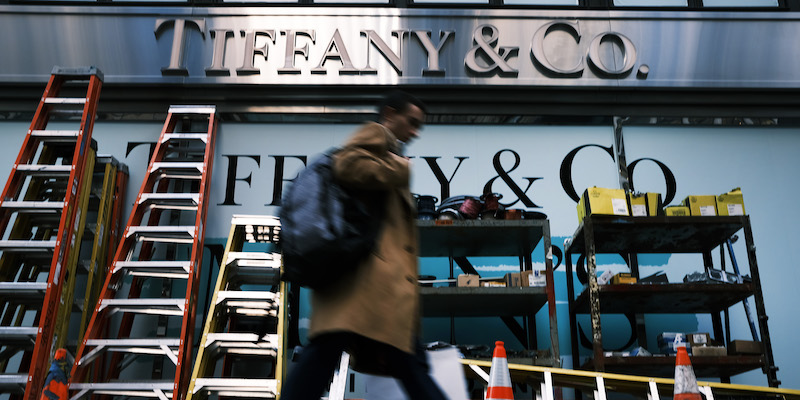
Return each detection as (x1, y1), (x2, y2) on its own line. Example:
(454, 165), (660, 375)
(69, 105), (217, 400)
(0, 66), (102, 400)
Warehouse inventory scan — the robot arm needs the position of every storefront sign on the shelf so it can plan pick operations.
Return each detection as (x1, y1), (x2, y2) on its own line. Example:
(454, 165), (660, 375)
(155, 18), (637, 78)
(1, 7), (800, 88)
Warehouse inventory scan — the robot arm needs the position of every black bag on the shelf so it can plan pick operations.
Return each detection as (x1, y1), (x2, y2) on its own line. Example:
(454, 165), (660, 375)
(279, 148), (384, 290)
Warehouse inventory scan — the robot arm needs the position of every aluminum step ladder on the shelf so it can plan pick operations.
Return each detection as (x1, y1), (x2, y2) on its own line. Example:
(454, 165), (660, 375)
(0, 66), (103, 400)
(69, 105), (218, 400)
(186, 215), (286, 400)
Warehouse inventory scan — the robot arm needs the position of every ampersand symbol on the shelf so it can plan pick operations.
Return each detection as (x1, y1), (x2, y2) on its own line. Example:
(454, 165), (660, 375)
(465, 25), (519, 76)
(483, 149), (541, 208)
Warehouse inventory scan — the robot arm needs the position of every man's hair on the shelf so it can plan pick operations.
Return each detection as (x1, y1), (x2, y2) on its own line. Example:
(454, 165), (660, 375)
(378, 90), (427, 121)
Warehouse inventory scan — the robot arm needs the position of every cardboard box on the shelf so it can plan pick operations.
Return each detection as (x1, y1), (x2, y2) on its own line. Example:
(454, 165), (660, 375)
(687, 332), (711, 347)
(729, 340), (762, 355)
(692, 346), (727, 356)
(683, 195), (718, 216)
(717, 188), (746, 216)
(457, 274), (480, 287)
(657, 332), (687, 355)
(578, 187), (629, 223)
(611, 272), (637, 284)
(481, 279), (506, 287)
(664, 205), (690, 216)
(504, 272), (522, 287)
(521, 270), (547, 287)
(628, 192), (663, 217)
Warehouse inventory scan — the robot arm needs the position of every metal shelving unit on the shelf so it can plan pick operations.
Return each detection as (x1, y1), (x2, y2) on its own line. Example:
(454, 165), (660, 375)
(564, 215), (779, 387)
(417, 219), (560, 367)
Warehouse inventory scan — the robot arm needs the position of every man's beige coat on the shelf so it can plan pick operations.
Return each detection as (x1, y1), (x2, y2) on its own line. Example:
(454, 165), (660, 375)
(307, 122), (420, 371)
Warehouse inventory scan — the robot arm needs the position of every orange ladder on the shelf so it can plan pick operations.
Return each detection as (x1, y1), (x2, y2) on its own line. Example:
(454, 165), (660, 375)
(69, 105), (217, 400)
(0, 66), (102, 400)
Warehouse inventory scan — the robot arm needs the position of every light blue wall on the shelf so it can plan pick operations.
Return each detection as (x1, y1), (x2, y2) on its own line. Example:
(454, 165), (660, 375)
(1, 119), (796, 389)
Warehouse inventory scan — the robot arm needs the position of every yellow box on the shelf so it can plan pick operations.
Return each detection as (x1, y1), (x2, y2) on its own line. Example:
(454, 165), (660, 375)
(578, 187), (628, 223)
(717, 188), (746, 216)
(683, 195), (718, 216)
(665, 205), (690, 216)
(611, 272), (637, 284)
(628, 193), (648, 216)
(627, 192), (663, 217)
(576, 201), (585, 224)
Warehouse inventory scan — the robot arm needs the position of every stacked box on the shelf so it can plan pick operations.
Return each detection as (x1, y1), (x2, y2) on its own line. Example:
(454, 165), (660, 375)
(729, 340), (762, 354)
(504, 272), (522, 287)
(683, 195), (718, 216)
(665, 205), (690, 216)
(521, 270), (547, 287)
(457, 274), (479, 287)
(577, 187), (629, 223)
(717, 188), (746, 216)
(611, 272), (637, 284)
(693, 346), (726, 356)
(627, 192), (663, 216)
(687, 332), (711, 347)
(657, 332), (688, 354)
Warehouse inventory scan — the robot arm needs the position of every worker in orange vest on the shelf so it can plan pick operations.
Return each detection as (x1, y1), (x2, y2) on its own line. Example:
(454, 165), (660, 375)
(40, 348), (69, 400)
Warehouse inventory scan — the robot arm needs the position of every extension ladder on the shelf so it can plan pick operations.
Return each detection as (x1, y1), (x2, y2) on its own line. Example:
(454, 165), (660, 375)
(0, 66), (102, 400)
(76, 156), (128, 345)
(186, 215), (287, 400)
(462, 358), (800, 400)
(69, 105), (217, 399)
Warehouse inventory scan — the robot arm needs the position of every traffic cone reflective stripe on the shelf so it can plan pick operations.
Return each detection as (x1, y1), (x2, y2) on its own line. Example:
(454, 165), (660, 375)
(673, 346), (702, 400)
(486, 341), (514, 400)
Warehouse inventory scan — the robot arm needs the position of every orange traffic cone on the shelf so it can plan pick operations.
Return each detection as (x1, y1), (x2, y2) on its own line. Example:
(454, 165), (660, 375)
(486, 341), (513, 400)
(673, 346), (702, 400)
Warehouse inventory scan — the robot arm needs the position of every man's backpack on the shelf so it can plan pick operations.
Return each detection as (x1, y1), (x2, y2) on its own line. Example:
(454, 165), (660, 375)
(279, 148), (384, 291)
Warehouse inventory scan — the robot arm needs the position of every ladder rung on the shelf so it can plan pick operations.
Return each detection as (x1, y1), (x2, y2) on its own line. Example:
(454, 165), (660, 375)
(217, 291), (278, 303)
(232, 215), (281, 227)
(30, 130), (80, 142)
(0, 374), (28, 393)
(44, 97), (87, 105)
(0, 240), (56, 252)
(14, 164), (72, 176)
(217, 291), (280, 317)
(99, 298), (185, 316)
(192, 378), (277, 397)
(52, 66), (103, 80)
(127, 226), (196, 244)
(204, 333), (280, 357)
(113, 261), (191, 278)
(162, 133), (209, 143)
(79, 338), (181, 366)
(69, 382), (174, 398)
(226, 254), (281, 286)
(0, 282), (48, 299)
(138, 193), (199, 211)
(0, 327), (38, 343)
(150, 162), (204, 176)
(168, 105), (216, 115)
(0, 201), (64, 213)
